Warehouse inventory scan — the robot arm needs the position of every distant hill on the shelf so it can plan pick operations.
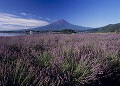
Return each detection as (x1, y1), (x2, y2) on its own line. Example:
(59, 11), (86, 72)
(98, 23), (120, 33)
(31, 19), (92, 31)
(85, 28), (100, 33)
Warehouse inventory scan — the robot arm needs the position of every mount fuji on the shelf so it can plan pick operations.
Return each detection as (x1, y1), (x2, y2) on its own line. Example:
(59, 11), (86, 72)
(32, 19), (92, 31)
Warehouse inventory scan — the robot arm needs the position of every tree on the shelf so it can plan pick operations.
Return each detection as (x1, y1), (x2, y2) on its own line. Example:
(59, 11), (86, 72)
(61, 29), (76, 34)
(115, 30), (120, 34)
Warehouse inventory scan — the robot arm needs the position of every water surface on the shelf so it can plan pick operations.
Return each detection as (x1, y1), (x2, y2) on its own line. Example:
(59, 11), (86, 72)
(0, 33), (28, 36)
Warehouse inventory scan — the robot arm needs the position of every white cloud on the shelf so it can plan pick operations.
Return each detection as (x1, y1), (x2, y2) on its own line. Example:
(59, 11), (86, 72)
(39, 16), (42, 18)
(28, 13), (31, 15)
(46, 18), (50, 20)
(21, 12), (27, 16)
(0, 13), (49, 30)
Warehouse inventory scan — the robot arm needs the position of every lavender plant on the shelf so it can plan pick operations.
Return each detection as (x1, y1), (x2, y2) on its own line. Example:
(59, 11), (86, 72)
(0, 34), (120, 86)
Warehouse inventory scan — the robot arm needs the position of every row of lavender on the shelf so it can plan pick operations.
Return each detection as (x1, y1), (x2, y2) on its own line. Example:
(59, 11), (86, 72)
(0, 34), (120, 86)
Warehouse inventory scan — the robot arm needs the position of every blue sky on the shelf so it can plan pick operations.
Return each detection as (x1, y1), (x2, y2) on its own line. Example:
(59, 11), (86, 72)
(0, 0), (120, 30)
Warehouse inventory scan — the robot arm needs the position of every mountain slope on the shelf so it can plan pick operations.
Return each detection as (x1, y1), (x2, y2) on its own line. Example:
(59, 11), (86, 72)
(85, 28), (100, 33)
(32, 19), (92, 31)
(98, 23), (120, 32)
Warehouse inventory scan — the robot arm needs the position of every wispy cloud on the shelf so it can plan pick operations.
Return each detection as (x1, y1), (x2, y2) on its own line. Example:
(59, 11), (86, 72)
(39, 16), (42, 18)
(46, 18), (50, 20)
(21, 12), (27, 16)
(0, 12), (49, 30)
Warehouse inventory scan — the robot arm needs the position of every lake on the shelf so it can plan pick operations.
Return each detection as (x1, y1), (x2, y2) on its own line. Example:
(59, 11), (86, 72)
(0, 33), (28, 36)
(0, 33), (86, 36)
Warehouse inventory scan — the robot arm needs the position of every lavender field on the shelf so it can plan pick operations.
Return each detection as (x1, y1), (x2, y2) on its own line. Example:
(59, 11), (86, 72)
(0, 34), (120, 86)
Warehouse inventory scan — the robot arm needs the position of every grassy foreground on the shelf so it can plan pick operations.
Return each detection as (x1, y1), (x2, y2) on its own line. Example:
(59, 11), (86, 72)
(0, 34), (120, 86)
